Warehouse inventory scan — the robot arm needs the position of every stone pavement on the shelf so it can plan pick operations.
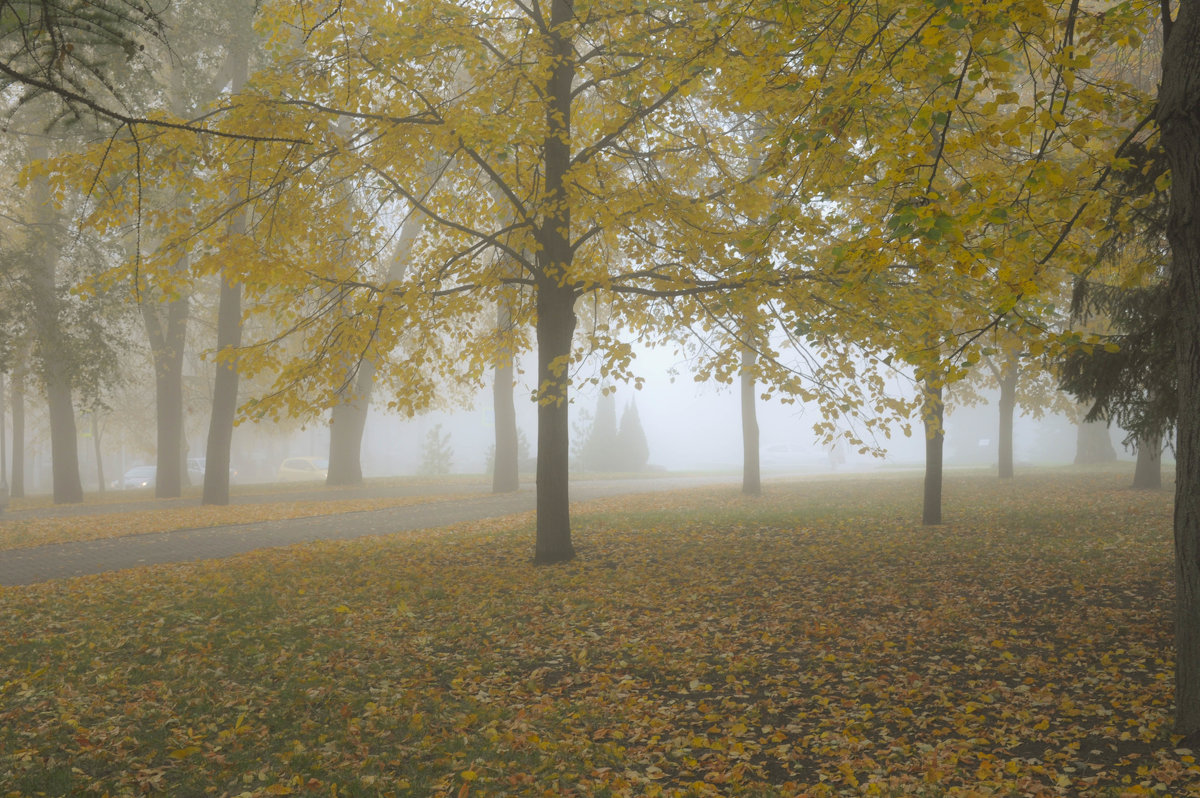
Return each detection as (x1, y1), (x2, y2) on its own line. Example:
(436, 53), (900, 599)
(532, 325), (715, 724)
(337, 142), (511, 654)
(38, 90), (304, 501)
(0, 475), (740, 587)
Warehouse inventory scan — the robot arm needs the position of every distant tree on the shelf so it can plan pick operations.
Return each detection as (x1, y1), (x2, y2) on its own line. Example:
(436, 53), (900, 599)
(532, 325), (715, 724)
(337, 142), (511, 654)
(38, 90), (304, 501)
(579, 392), (621, 472)
(417, 424), (453, 477)
(616, 399), (650, 473)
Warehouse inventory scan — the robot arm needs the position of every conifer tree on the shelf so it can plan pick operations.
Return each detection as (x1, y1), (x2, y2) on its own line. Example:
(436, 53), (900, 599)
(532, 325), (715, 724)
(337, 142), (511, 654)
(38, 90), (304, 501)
(617, 399), (650, 472)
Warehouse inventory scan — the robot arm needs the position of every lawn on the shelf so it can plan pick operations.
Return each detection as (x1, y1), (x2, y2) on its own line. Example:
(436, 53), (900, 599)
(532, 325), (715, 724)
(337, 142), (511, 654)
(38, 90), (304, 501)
(0, 469), (1195, 797)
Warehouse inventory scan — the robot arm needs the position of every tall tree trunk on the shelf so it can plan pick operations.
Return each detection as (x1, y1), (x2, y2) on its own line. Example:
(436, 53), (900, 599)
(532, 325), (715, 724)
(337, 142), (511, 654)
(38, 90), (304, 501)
(325, 160), (429, 486)
(1133, 433), (1163, 490)
(922, 380), (944, 526)
(534, 279), (576, 564)
(327, 363), (374, 486)
(91, 413), (106, 494)
(493, 297), (519, 493)
(741, 343), (761, 496)
(202, 31), (250, 506)
(10, 364), (24, 498)
(533, 0), (577, 565)
(142, 284), (189, 498)
(1074, 418), (1117, 464)
(998, 356), (1017, 479)
(29, 144), (82, 504)
(1159, 0), (1200, 741)
(203, 271), (242, 506)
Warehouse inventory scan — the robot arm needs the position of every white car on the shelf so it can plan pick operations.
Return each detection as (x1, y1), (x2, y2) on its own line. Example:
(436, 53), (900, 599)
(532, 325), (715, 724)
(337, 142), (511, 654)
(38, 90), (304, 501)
(277, 457), (329, 482)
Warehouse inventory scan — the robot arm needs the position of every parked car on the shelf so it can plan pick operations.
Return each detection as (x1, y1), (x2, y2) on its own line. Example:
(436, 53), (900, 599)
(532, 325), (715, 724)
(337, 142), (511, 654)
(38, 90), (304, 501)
(277, 456), (329, 482)
(120, 465), (156, 489)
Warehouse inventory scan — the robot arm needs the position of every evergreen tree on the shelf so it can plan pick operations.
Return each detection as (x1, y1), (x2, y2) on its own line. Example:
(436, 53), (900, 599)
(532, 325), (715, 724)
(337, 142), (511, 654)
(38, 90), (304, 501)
(417, 424), (453, 476)
(617, 399), (650, 472)
(580, 392), (621, 471)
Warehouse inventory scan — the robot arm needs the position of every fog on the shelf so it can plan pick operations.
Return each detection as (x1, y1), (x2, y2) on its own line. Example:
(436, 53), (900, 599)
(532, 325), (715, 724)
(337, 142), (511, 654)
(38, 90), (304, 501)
(4, 339), (1151, 495)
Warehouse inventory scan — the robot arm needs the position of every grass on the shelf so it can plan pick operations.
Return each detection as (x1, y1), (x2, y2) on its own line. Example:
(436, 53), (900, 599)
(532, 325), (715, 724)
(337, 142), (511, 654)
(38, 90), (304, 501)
(0, 469), (1195, 797)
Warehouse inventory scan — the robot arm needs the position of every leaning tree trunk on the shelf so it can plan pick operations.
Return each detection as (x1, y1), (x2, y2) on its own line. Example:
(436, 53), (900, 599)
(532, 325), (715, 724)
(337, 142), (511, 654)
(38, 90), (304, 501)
(1159, 0), (1200, 741)
(532, 0), (577, 565)
(493, 296), (520, 493)
(1132, 432), (1163, 490)
(10, 363), (24, 498)
(922, 380), (944, 526)
(741, 343), (761, 496)
(997, 357), (1018, 479)
(202, 33), (250, 507)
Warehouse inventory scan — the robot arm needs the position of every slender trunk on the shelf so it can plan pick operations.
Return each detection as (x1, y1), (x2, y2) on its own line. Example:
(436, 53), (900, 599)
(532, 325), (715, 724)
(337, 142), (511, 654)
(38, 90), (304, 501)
(1133, 433), (1163, 490)
(741, 343), (761, 495)
(533, 0), (576, 564)
(202, 33), (249, 506)
(11, 365), (24, 498)
(1159, 0), (1200, 741)
(203, 272), (242, 505)
(922, 380), (944, 526)
(998, 358), (1017, 479)
(493, 297), (519, 493)
(144, 290), (189, 498)
(91, 413), (105, 494)
(327, 363), (374, 486)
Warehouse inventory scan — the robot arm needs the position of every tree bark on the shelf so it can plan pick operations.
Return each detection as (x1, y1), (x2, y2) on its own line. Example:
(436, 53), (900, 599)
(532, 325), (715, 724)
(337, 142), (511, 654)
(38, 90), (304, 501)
(10, 364), (24, 498)
(998, 357), (1017, 479)
(741, 343), (761, 495)
(1074, 418), (1117, 464)
(29, 144), (82, 504)
(1159, 0), (1200, 741)
(923, 380), (944, 526)
(534, 279), (576, 563)
(493, 297), (519, 493)
(327, 363), (373, 486)
(1132, 433), (1162, 490)
(202, 31), (250, 506)
(91, 413), (105, 494)
(202, 271), (242, 506)
(142, 284), (189, 498)
(532, 0), (577, 564)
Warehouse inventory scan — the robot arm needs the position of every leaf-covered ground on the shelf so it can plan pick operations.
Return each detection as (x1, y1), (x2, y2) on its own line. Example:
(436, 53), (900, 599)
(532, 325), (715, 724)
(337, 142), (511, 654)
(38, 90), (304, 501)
(0, 469), (1194, 797)
(0, 495), (463, 551)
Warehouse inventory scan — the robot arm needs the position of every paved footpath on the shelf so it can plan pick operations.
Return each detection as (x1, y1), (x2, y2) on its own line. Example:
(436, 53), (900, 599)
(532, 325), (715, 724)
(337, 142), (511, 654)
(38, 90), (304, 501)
(0, 475), (741, 587)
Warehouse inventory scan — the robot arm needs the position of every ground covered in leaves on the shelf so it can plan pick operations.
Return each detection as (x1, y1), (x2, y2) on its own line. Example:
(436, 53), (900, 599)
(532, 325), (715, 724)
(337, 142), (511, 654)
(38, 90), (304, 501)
(0, 469), (1194, 796)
